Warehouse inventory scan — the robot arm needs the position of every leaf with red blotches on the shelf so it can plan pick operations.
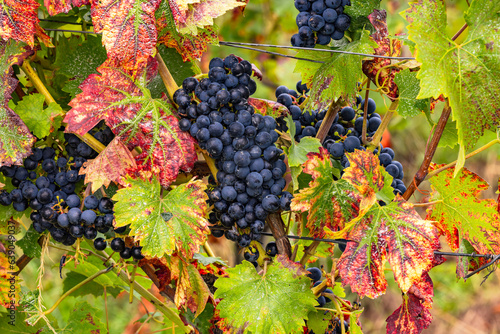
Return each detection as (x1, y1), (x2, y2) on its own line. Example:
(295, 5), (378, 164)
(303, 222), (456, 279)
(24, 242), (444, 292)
(64, 58), (197, 187)
(343, 149), (395, 204)
(170, 0), (246, 35)
(0, 40), (35, 167)
(426, 165), (500, 254)
(0, 0), (50, 46)
(44, 0), (90, 15)
(156, 0), (219, 61)
(291, 148), (361, 238)
(91, 0), (160, 71)
(113, 177), (210, 258)
(338, 197), (440, 298)
(362, 9), (401, 100)
(79, 138), (137, 192)
(0, 251), (20, 307)
(248, 98), (288, 119)
(276, 254), (308, 278)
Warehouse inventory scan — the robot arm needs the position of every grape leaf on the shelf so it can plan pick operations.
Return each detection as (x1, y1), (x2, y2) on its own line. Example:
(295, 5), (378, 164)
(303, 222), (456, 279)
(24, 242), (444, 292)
(0, 305), (47, 333)
(248, 98), (288, 119)
(63, 301), (106, 333)
(91, 0), (161, 71)
(79, 137), (137, 192)
(0, 0), (49, 46)
(291, 148), (360, 238)
(113, 177), (209, 258)
(362, 9), (401, 100)
(403, 0), (500, 170)
(0, 40), (36, 167)
(156, 0), (219, 61)
(214, 261), (317, 334)
(338, 197), (440, 298)
(16, 226), (41, 258)
(44, 0), (89, 16)
(62, 272), (122, 298)
(426, 165), (500, 254)
(0, 251), (20, 308)
(14, 93), (63, 139)
(294, 30), (377, 110)
(64, 58), (197, 187)
(56, 35), (108, 99)
(275, 254), (308, 278)
(343, 149), (395, 205)
(344, 0), (381, 31)
(157, 44), (198, 87)
(283, 115), (322, 168)
(169, 0), (246, 35)
(394, 69), (430, 118)
(437, 119), (458, 149)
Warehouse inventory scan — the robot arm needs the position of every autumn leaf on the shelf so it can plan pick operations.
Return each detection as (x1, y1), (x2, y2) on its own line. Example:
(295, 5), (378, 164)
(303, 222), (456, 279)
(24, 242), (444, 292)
(214, 261), (317, 333)
(64, 301), (106, 333)
(403, 0), (500, 170)
(275, 254), (308, 278)
(338, 197), (440, 298)
(91, 0), (161, 71)
(14, 93), (64, 139)
(79, 137), (137, 192)
(0, 251), (20, 308)
(156, 0), (219, 61)
(0, 40), (36, 167)
(44, 0), (90, 16)
(362, 9), (402, 100)
(64, 58), (197, 187)
(113, 176), (210, 258)
(291, 148), (360, 238)
(248, 98), (288, 119)
(426, 165), (500, 254)
(294, 30), (377, 110)
(0, 0), (50, 46)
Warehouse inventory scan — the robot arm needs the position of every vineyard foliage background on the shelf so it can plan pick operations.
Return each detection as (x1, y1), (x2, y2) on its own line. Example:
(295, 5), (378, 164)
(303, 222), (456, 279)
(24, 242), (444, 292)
(0, 0), (499, 333)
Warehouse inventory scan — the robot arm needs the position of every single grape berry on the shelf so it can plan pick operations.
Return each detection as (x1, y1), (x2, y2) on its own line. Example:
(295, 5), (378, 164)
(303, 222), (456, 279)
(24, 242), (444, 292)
(98, 197), (114, 214)
(84, 195), (99, 210)
(307, 267), (322, 282)
(110, 238), (125, 252)
(265, 242), (278, 256)
(120, 247), (133, 259)
(94, 237), (107, 251)
(131, 247), (145, 260)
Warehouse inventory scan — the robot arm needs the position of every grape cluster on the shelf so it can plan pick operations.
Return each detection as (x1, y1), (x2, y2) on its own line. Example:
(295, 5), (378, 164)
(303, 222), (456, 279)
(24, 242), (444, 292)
(175, 55), (293, 247)
(292, 0), (351, 47)
(275, 84), (406, 195)
(0, 126), (143, 260)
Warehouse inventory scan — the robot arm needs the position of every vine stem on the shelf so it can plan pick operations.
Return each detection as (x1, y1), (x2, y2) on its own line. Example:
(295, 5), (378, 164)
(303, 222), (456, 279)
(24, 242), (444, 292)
(201, 151), (218, 182)
(403, 102), (451, 200)
(203, 241), (216, 257)
(361, 82), (370, 145)
(368, 99), (399, 148)
(412, 199), (443, 207)
(266, 212), (292, 257)
(21, 61), (55, 104)
(426, 138), (500, 179)
(155, 52), (179, 105)
(316, 99), (343, 143)
(299, 240), (320, 266)
(42, 266), (114, 316)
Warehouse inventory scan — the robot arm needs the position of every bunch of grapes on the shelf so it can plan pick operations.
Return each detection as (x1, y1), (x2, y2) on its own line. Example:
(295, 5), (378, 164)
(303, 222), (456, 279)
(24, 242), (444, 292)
(275, 84), (407, 196)
(292, 0), (351, 47)
(0, 125), (144, 261)
(175, 55), (293, 248)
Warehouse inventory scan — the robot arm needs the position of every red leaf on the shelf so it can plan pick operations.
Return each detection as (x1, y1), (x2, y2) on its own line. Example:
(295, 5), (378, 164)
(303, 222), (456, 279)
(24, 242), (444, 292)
(362, 9), (401, 100)
(90, 0), (160, 71)
(0, 0), (49, 47)
(248, 98), (288, 119)
(44, 0), (90, 15)
(65, 58), (197, 187)
(0, 40), (35, 167)
(386, 292), (432, 334)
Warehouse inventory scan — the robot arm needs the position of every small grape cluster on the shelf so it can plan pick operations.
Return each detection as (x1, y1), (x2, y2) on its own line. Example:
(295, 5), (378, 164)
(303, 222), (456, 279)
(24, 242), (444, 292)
(275, 84), (406, 196)
(292, 0), (351, 47)
(175, 55), (293, 247)
(0, 126), (144, 260)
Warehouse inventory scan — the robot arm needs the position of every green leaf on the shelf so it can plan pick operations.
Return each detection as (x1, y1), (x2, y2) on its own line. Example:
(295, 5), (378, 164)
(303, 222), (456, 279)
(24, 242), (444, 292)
(193, 253), (227, 267)
(62, 301), (105, 334)
(157, 44), (199, 86)
(113, 177), (209, 258)
(14, 94), (63, 138)
(56, 35), (107, 99)
(344, 0), (381, 31)
(0, 304), (48, 333)
(394, 69), (430, 118)
(306, 309), (331, 334)
(438, 119), (458, 149)
(426, 165), (500, 253)
(16, 226), (41, 258)
(284, 115), (322, 167)
(64, 256), (125, 289)
(403, 0), (500, 170)
(291, 148), (360, 238)
(214, 261), (317, 334)
(62, 272), (123, 298)
(294, 30), (377, 110)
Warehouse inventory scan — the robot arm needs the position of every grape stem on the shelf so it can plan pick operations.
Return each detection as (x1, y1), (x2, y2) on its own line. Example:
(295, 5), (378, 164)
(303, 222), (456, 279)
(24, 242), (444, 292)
(368, 99), (399, 148)
(403, 101), (452, 200)
(203, 241), (216, 257)
(21, 60), (56, 104)
(155, 52), (179, 106)
(266, 212), (292, 257)
(316, 99), (343, 143)
(361, 81), (371, 145)
(299, 240), (320, 266)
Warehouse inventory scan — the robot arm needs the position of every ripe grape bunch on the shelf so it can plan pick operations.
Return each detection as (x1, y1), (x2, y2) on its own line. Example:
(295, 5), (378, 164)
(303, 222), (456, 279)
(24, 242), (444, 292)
(292, 0), (352, 47)
(175, 55), (293, 248)
(0, 126), (144, 261)
(275, 84), (407, 195)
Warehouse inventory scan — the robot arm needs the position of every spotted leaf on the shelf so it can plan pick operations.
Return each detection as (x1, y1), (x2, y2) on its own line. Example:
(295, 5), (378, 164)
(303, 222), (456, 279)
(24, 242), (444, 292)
(0, 0), (49, 46)
(248, 98), (288, 119)
(113, 177), (209, 258)
(44, 0), (90, 15)
(291, 148), (361, 238)
(338, 197), (440, 298)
